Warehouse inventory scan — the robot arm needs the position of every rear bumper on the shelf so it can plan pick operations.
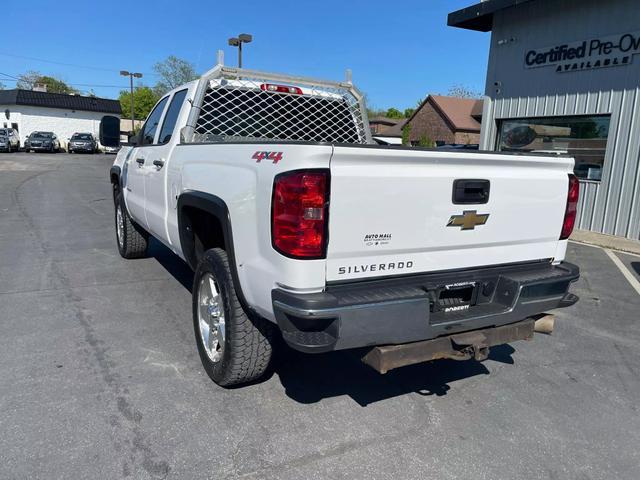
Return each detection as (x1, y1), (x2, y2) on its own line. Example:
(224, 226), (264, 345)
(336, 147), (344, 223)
(272, 261), (579, 353)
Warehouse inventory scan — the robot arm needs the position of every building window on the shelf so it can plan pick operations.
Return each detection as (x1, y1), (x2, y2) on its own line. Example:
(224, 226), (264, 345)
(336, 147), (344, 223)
(497, 115), (610, 181)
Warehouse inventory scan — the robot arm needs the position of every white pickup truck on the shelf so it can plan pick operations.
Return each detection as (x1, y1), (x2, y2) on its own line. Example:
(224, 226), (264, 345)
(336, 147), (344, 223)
(107, 63), (580, 386)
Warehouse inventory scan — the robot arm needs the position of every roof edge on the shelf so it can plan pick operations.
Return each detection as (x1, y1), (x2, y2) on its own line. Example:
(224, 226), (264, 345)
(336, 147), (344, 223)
(447, 0), (537, 32)
(407, 95), (482, 134)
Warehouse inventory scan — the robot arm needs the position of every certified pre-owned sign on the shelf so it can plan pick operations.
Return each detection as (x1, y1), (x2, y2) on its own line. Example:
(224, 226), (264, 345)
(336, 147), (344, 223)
(525, 31), (640, 73)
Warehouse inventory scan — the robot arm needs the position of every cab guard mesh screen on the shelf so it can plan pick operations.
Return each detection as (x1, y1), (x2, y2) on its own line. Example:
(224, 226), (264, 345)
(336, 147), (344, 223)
(193, 77), (368, 144)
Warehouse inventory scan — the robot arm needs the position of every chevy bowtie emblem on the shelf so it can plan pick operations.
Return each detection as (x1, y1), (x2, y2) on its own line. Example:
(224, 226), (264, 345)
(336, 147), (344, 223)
(447, 210), (489, 230)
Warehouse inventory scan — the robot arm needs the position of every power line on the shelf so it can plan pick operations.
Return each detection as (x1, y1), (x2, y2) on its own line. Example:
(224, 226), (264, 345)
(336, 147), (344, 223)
(0, 71), (20, 81)
(0, 51), (159, 77)
(0, 72), (137, 89)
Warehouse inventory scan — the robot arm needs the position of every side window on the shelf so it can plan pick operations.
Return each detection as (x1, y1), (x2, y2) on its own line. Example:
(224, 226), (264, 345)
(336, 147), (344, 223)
(158, 90), (188, 144)
(141, 97), (169, 145)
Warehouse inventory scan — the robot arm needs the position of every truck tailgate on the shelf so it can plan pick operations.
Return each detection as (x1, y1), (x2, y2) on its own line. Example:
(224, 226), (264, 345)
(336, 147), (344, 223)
(326, 146), (573, 282)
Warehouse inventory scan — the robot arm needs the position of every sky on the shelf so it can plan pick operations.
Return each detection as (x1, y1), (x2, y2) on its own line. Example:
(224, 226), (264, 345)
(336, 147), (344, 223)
(2, 0), (490, 111)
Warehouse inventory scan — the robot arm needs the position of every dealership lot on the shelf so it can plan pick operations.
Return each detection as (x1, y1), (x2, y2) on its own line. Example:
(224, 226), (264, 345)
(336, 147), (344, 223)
(1, 152), (639, 479)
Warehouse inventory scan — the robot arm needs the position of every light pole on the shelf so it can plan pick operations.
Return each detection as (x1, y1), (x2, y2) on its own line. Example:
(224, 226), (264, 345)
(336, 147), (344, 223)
(228, 34), (253, 68)
(120, 70), (143, 134)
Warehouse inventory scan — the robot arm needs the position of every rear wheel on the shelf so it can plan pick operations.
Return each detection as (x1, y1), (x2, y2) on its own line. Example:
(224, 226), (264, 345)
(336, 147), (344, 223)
(193, 248), (276, 387)
(114, 192), (148, 259)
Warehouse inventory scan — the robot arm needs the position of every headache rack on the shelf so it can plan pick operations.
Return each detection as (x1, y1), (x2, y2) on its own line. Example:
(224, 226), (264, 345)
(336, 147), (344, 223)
(182, 60), (372, 145)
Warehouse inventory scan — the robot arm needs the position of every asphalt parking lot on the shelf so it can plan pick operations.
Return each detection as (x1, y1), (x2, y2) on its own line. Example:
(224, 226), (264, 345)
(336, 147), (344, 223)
(1, 152), (640, 480)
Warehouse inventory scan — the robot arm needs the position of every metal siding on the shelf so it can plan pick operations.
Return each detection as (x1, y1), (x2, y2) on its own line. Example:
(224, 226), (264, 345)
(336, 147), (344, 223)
(576, 181), (599, 230)
(628, 148), (640, 238)
(481, 0), (640, 239)
(599, 91), (626, 233)
(617, 88), (640, 236)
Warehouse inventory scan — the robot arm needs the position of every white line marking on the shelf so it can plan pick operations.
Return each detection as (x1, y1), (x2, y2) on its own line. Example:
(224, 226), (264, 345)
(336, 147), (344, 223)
(604, 249), (640, 296)
(568, 240), (602, 249)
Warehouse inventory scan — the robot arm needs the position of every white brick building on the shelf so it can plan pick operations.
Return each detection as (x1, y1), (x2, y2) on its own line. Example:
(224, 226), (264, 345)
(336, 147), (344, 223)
(0, 89), (121, 150)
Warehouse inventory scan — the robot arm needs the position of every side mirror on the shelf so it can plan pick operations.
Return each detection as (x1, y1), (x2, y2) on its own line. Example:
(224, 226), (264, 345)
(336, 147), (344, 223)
(127, 131), (139, 145)
(99, 115), (121, 148)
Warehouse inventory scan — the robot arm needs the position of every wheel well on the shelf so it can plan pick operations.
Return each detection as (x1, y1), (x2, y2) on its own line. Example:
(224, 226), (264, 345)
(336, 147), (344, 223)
(110, 173), (120, 201)
(181, 206), (226, 266)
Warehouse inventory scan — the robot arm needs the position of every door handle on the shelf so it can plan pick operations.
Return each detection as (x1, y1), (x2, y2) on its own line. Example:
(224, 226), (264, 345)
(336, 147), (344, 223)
(136, 158), (145, 165)
(153, 159), (165, 168)
(453, 179), (490, 204)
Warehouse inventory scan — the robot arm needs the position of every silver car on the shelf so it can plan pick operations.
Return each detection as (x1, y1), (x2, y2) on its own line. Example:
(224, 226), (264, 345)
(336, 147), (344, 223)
(0, 128), (20, 152)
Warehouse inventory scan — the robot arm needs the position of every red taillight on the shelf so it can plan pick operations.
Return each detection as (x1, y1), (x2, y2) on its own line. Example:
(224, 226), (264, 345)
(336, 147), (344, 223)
(560, 174), (580, 240)
(260, 83), (303, 95)
(272, 170), (329, 259)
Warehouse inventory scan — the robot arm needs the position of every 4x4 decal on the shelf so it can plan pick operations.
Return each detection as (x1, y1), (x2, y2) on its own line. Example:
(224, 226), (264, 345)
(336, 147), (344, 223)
(253, 151), (283, 164)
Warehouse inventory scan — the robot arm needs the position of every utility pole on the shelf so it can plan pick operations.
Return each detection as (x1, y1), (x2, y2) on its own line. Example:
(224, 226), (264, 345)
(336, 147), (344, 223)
(228, 34), (253, 68)
(120, 70), (143, 134)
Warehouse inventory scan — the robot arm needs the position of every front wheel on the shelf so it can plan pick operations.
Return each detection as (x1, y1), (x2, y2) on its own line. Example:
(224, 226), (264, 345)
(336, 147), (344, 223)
(193, 248), (276, 387)
(114, 192), (148, 258)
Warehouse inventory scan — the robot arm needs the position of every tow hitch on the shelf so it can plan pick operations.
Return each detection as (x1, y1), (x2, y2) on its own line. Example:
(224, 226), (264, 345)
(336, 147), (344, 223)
(361, 318), (535, 374)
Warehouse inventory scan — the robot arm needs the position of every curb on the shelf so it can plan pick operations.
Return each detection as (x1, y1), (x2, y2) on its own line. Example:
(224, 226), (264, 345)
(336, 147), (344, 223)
(570, 230), (640, 256)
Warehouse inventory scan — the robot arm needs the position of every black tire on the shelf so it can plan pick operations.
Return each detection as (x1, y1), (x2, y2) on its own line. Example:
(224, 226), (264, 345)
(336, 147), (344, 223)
(193, 248), (276, 387)
(68, 148), (73, 154)
(114, 192), (148, 259)
(24, 148), (29, 153)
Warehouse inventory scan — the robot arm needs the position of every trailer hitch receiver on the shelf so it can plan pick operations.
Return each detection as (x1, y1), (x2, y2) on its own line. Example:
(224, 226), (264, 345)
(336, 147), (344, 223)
(362, 318), (535, 374)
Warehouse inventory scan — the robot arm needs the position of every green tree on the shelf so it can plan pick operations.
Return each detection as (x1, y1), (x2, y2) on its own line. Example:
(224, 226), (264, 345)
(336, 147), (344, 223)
(16, 71), (78, 94)
(385, 107), (404, 119)
(153, 56), (198, 96)
(119, 86), (160, 121)
(418, 134), (434, 147)
(402, 123), (412, 146)
(367, 108), (386, 118)
(403, 107), (415, 118)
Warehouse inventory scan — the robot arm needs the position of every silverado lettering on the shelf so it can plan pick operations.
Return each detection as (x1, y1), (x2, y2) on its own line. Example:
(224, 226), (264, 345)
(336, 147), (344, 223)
(338, 261), (414, 275)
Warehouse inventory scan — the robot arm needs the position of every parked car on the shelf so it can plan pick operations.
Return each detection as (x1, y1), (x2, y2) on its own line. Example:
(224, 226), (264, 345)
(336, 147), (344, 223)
(0, 128), (20, 152)
(103, 145), (121, 154)
(68, 132), (98, 154)
(0, 134), (9, 153)
(24, 132), (60, 153)
(109, 66), (580, 387)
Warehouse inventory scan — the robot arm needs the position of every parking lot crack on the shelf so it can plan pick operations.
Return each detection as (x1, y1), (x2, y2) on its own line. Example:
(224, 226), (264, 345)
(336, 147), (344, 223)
(10, 164), (171, 479)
